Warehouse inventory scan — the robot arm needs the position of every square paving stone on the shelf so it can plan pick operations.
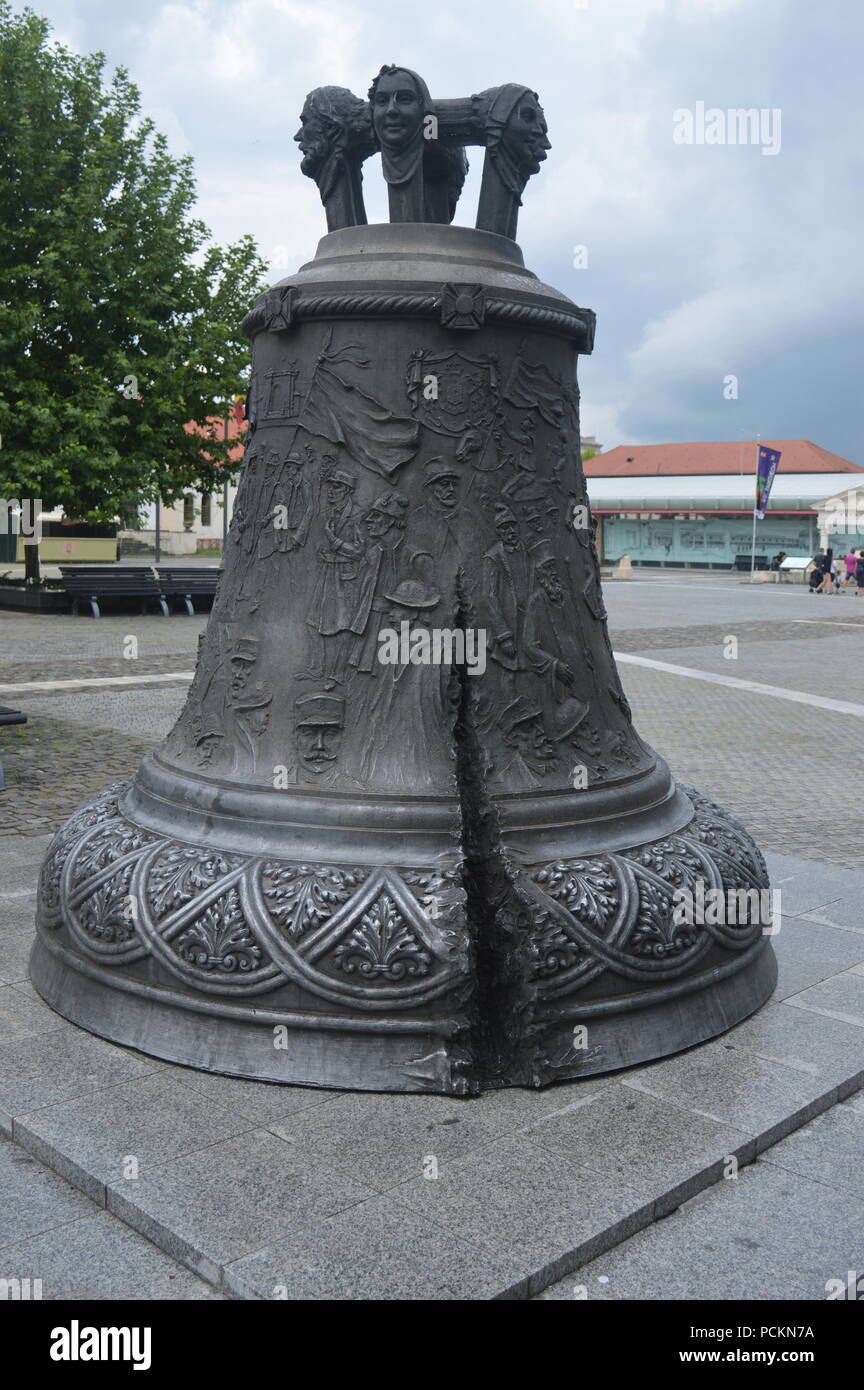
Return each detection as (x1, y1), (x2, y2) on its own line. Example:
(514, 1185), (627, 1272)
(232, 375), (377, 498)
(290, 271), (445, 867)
(770, 917), (864, 1001)
(107, 1126), (378, 1282)
(798, 891), (864, 935)
(0, 1134), (93, 1247)
(392, 1131), (651, 1288)
(0, 981), (61, 1042)
(784, 971), (864, 1029)
(269, 1090), (516, 1190)
(0, 863), (42, 897)
(622, 1038), (835, 1150)
(0, 898), (37, 934)
(763, 855), (864, 916)
(760, 1103), (864, 1198)
(674, 1158), (864, 1282)
(525, 1084), (752, 1215)
(0, 930), (34, 984)
(164, 1063), (342, 1126)
(15, 1072), (257, 1202)
(2, 1209), (223, 1300)
(224, 1193), (526, 1301)
(0, 1023), (162, 1131)
(534, 1222), (826, 1302)
(721, 1000), (864, 1091)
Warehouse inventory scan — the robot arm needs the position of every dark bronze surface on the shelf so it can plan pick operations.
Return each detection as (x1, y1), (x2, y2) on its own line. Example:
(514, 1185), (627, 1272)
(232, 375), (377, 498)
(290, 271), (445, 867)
(30, 77), (775, 1093)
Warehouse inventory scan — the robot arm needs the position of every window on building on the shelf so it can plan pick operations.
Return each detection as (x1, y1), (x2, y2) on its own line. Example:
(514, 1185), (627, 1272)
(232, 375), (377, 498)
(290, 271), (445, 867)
(183, 495), (195, 530)
(201, 493), (212, 527)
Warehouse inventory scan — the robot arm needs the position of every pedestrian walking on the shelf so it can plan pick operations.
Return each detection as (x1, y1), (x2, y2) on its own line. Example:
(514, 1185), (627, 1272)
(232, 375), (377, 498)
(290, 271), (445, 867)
(816, 548), (834, 594)
(810, 548), (828, 592)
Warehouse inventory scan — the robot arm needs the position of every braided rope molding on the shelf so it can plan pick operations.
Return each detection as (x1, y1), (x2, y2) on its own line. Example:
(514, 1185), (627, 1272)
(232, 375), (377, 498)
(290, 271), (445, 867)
(242, 290), (595, 347)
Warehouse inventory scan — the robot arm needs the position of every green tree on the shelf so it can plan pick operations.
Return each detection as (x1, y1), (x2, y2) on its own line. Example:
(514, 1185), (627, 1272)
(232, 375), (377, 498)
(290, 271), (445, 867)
(0, 3), (268, 577)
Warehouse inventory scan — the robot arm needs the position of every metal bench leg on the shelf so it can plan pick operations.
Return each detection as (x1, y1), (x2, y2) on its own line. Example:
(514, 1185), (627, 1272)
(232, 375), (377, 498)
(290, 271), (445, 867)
(90, 596), (100, 619)
(158, 596), (169, 618)
(182, 594), (194, 617)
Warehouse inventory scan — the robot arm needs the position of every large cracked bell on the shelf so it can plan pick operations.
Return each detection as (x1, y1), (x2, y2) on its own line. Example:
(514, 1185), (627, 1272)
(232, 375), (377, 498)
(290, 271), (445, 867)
(30, 72), (776, 1094)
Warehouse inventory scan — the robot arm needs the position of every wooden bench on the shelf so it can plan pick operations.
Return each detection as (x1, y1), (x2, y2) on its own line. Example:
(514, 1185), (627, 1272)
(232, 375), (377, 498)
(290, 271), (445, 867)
(733, 554), (768, 572)
(0, 705), (27, 792)
(155, 567), (219, 616)
(60, 566), (169, 619)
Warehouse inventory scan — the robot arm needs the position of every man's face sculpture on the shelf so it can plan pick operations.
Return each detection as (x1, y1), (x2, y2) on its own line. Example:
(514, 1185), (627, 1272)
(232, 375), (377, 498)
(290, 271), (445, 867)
(326, 480), (350, 507)
(294, 98), (330, 176)
(229, 657), (252, 702)
(372, 70), (424, 153)
(298, 721), (341, 772)
(496, 516), (520, 549)
(537, 558), (564, 603)
(431, 476), (457, 509)
(365, 508), (392, 540)
(504, 94), (551, 177)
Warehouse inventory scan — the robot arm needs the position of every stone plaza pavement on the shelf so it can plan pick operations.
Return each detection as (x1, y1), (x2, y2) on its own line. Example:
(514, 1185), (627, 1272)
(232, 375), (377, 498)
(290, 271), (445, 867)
(1, 571), (863, 1299)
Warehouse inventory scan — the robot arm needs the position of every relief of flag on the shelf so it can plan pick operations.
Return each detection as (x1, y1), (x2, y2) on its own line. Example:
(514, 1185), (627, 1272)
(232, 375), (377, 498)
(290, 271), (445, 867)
(502, 355), (562, 426)
(300, 345), (419, 479)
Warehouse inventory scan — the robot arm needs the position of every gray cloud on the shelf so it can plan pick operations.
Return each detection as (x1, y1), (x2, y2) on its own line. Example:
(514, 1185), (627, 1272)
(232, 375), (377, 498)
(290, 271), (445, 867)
(25, 0), (863, 461)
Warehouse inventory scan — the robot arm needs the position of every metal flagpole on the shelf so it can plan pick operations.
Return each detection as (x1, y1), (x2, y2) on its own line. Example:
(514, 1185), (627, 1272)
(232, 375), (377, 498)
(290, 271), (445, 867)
(750, 435), (760, 580)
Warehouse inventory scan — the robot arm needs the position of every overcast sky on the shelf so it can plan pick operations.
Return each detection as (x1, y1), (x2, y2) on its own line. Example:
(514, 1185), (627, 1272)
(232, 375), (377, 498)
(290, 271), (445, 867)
(26, 0), (864, 462)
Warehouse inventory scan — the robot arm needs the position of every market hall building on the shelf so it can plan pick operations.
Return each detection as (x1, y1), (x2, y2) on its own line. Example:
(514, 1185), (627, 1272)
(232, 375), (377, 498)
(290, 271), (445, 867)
(584, 440), (864, 569)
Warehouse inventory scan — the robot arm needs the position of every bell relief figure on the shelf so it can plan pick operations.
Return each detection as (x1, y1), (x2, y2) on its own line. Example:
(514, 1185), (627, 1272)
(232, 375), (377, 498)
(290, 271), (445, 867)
(295, 86), (375, 231)
(475, 85), (551, 240)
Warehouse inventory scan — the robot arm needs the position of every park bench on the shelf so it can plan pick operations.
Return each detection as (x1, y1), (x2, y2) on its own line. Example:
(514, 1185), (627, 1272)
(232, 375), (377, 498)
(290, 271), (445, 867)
(0, 705), (27, 792)
(155, 567), (219, 616)
(59, 566), (169, 619)
(733, 554), (768, 572)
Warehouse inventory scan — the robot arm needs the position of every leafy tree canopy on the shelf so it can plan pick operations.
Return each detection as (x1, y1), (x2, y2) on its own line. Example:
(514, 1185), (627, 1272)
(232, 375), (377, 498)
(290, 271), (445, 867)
(0, 1), (267, 529)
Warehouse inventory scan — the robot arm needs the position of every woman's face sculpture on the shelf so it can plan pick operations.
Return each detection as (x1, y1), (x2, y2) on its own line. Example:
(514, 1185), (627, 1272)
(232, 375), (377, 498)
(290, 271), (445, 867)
(503, 94), (551, 176)
(372, 70), (424, 153)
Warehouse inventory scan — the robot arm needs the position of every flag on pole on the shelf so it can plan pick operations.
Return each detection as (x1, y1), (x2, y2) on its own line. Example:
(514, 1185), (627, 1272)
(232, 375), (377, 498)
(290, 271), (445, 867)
(755, 446), (782, 519)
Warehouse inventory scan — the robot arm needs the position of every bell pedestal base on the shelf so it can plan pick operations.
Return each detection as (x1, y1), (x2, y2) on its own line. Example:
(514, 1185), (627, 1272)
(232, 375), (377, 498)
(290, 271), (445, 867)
(30, 772), (777, 1094)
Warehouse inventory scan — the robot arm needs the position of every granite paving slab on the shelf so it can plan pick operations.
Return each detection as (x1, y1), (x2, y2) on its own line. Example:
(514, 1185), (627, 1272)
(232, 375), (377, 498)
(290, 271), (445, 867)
(759, 1099), (864, 1198)
(13, 1073), (259, 1202)
(622, 1034), (838, 1151)
(783, 970), (864, 1028)
(771, 915), (864, 999)
(223, 1193), (523, 1301)
(106, 1127), (378, 1286)
(390, 1130), (653, 1293)
(0, 1134), (93, 1247)
(2, 1210), (225, 1300)
(0, 1022), (163, 1134)
(523, 1084), (753, 1217)
(536, 1156), (864, 1301)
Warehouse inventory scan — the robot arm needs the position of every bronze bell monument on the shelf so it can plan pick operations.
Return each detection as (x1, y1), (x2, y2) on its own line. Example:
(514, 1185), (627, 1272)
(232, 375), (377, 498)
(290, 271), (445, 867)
(30, 68), (777, 1094)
